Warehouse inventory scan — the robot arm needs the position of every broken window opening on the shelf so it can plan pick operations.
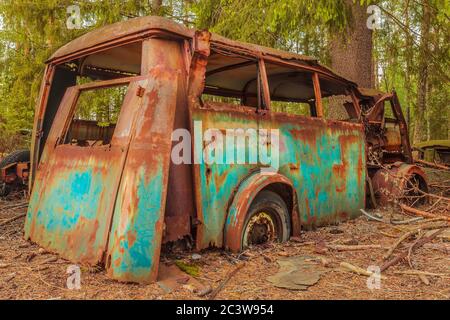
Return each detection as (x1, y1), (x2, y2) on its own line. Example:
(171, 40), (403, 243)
(202, 50), (267, 109)
(271, 101), (313, 117)
(319, 77), (358, 122)
(63, 83), (129, 147)
(38, 41), (144, 159)
(262, 62), (317, 117)
(67, 41), (142, 82)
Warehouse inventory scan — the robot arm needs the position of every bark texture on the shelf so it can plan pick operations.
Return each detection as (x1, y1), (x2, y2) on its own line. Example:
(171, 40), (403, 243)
(414, 0), (431, 143)
(330, 0), (374, 88)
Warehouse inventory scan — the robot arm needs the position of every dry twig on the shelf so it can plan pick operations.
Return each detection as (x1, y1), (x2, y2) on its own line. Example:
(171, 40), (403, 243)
(415, 159), (449, 171)
(328, 244), (384, 251)
(393, 270), (450, 278)
(381, 228), (445, 272)
(400, 204), (450, 222)
(209, 263), (245, 300)
(383, 222), (447, 260)
(0, 212), (26, 227)
(360, 209), (384, 222)
(340, 262), (386, 279)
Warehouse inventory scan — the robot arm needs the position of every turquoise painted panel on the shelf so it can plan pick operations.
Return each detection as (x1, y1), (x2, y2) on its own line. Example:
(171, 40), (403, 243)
(106, 68), (178, 283)
(192, 107), (366, 248)
(24, 146), (126, 264)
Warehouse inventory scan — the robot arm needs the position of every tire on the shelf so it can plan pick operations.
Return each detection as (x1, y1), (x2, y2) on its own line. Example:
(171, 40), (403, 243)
(0, 149), (30, 197)
(241, 190), (291, 249)
(0, 182), (11, 197)
(0, 149), (30, 169)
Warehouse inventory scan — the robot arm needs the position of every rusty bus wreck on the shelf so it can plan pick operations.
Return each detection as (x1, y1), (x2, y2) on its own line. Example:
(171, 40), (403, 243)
(24, 16), (427, 283)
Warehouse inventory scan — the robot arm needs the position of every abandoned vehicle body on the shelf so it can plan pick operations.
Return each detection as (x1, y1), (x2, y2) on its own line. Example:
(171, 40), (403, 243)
(24, 16), (426, 283)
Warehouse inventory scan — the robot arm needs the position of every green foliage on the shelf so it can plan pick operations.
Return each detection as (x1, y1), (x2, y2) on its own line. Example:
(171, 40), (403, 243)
(0, 1), (80, 135)
(0, 0), (448, 153)
(271, 101), (311, 116)
(373, 0), (449, 141)
(0, 0), (184, 151)
(191, 0), (352, 60)
(74, 84), (128, 126)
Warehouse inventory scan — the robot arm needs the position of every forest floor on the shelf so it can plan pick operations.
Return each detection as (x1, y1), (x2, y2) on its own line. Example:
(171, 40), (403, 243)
(0, 168), (449, 300)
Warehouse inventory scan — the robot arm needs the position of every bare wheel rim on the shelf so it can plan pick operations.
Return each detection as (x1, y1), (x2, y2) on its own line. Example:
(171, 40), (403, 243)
(243, 211), (278, 248)
(403, 175), (425, 206)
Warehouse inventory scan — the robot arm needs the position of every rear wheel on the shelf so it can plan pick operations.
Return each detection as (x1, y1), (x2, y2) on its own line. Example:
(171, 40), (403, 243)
(0, 149), (30, 197)
(242, 190), (291, 249)
(0, 150), (30, 168)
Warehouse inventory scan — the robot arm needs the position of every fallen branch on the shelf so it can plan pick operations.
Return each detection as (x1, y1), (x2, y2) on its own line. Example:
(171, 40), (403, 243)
(379, 231), (398, 238)
(415, 159), (449, 171)
(381, 228), (445, 272)
(383, 222), (448, 260)
(328, 244), (384, 251)
(417, 217), (450, 223)
(394, 270), (450, 278)
(0, 201), (28, 210)
(340, 262), (386, 279)
(390, 217), (424, 225)
(209, 263), (245, 300)
(420, 192), (450, 202)
(425, 198), (443, 213)
(430, 179), (450, 186)
(407, 232), (423, 268)
(423, 243), (450, 254)
(0, 212), (26, 227)
(399, 204), (450, 222)
(360, 209), (384, 222)
(39, 256), (58, 265)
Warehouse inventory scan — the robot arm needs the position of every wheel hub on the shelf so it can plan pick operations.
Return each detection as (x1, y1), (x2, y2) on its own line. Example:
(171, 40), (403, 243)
(243, 211), (276, 247)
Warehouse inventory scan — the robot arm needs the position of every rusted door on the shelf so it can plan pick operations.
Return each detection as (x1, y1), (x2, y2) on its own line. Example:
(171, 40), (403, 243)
(25, 68), (178, 281)
(106, 68), (178, 283)
(24, 77), (148, 264)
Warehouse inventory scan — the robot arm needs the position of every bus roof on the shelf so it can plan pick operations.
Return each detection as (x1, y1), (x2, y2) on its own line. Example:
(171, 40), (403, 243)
(52, 16), (318, 67)
(49, 16), (363, 90)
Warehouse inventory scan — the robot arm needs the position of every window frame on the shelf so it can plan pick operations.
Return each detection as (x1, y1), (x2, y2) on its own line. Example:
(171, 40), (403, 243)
(56, 75), (145, 148)
(255, 56), (361, 120)
(202, 48), (271, 113)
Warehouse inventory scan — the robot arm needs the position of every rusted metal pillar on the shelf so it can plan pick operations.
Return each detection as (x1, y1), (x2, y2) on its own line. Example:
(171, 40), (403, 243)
(141, 38), (185, 73)
(258, 58), (271, 111)
(313, 72), (323, 117)
(142, 37), (196, 242)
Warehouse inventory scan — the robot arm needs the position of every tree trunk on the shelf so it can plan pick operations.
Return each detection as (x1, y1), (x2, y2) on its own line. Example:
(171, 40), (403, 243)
(414, 0), (431, 143)
(404, 2), (413, 131)
(152, 0), (163, 14)
(330, 0), (374, 88)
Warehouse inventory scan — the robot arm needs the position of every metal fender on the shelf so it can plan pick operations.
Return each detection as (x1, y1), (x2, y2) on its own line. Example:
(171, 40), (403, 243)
(224, 172), (300, 252)
(371, 162), (428, 207)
